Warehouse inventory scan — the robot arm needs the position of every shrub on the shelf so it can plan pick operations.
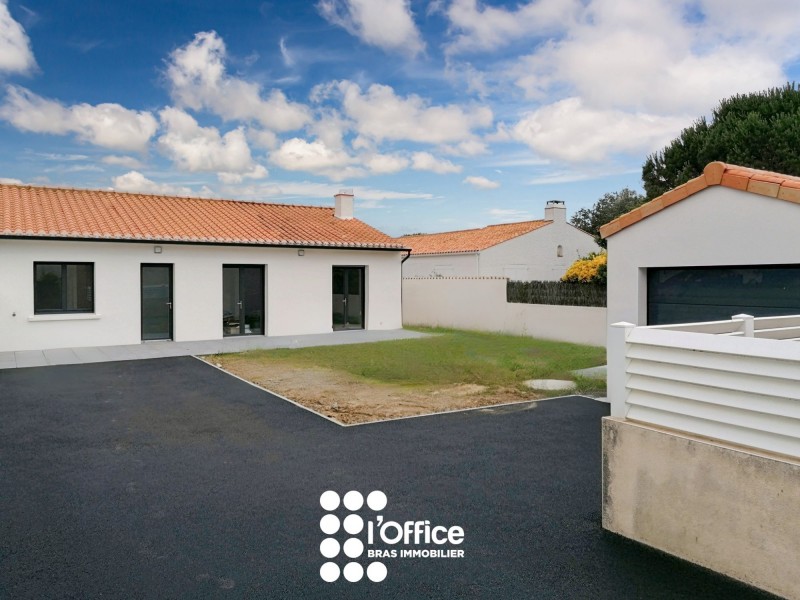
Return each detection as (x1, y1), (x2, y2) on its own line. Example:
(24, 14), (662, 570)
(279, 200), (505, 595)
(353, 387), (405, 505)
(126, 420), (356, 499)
(562, 252), (607, 284)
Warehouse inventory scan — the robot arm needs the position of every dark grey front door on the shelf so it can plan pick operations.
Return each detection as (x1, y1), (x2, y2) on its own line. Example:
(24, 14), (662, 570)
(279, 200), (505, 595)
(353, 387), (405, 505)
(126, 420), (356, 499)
(141, 264), (173, 340)
(332, 267), (365, 330)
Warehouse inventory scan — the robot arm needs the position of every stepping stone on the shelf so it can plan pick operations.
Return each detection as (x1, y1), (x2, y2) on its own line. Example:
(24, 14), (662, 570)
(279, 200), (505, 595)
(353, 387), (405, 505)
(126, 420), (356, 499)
(524, 379), (577, 391)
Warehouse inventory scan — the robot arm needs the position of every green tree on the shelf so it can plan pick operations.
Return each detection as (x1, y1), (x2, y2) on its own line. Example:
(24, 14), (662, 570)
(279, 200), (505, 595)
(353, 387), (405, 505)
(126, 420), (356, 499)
(643, 83), (800, 199)
(570, 188), (646, 247)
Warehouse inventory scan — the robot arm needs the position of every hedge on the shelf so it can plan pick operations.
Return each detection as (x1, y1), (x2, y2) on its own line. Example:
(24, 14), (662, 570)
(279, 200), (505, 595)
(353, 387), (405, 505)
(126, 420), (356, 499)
(507, 280), (606, 307)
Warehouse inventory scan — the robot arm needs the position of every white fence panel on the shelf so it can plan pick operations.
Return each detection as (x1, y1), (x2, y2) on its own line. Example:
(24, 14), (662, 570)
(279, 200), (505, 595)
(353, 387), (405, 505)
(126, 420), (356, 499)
(609, 315), (800, 457)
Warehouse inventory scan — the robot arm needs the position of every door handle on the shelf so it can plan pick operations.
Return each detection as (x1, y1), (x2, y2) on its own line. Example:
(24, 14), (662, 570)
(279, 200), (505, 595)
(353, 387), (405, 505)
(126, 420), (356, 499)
(166, 302), (172, 309)
(237, 301), (243, 308)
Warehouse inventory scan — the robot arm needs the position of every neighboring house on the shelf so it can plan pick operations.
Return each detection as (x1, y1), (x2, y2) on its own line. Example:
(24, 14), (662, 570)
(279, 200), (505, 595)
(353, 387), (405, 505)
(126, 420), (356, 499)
(0, 186), (408, 353)
(400, 201), (599, 281)
(601, 161), (800, 326)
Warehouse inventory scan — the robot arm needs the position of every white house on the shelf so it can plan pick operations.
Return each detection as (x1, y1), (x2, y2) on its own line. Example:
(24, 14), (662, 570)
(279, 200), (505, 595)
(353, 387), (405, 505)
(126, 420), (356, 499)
(601, 161), (800, 327)
(0, 185), (408, 353)
(400, 201), (599, 281)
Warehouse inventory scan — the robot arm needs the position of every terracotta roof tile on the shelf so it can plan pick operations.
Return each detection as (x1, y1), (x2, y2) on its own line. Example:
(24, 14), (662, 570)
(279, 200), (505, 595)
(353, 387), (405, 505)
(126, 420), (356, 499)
(400, 220), (551, 255)
(0, 184), (405, 249)
(600, 162), (800, 239)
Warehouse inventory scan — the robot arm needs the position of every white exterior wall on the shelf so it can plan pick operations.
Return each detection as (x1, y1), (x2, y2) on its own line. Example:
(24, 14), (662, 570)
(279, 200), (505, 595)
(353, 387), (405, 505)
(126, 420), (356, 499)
(400, 252), (478, 278)
(402, 221), (599, 281)
(479, 223), (598, 281)
(607, 186), (800, 327)
(403, 277), (606, 347)
(0, 239), (403, 352)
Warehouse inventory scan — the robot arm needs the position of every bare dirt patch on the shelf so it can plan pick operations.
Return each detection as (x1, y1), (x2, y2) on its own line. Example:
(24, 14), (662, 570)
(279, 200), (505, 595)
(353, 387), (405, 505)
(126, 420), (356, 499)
(205, 356), (541, 425)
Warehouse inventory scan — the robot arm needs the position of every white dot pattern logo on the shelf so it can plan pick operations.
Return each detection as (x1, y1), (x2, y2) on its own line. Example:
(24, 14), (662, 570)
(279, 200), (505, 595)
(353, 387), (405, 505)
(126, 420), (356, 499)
(319, 490), (388, 583)
(343, 490), (364, 511)
(343, 562), (364, 582)
(343, 514), (363, 535)
(320, 538), (340, 559)
(367, 561), (388, 582)
(320, 514), (340, 535)
(320, 562), (340, 582)
(343, 537), (364, 558)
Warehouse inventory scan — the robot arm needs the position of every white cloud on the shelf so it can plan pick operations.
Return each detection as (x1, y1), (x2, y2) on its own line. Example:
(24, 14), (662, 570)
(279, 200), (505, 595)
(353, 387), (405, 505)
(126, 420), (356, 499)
(166, 31), (311, 131)
(488, 208), (533, 220)
(0, 176), (23, 184)
(411, 152), (461, 174)
(317, 0), (424, 57)
(279, 37), (295, 68)
(365, 153), (409, 174)
(158, 107), (267, 181)
(102, 155), (144, 169)
(0, 85), (157, 151)
(269, 137), (365, 181)
(335, 80), (492, 145)
(112, 171), (201, 197)
(463, 175), (499, 189)
(218, 180), (435, 203)
(440, 139), (488, 157)
(512, 97), (686, 162)
(445, 0), (579, 54)
(0, 0), (36, 74)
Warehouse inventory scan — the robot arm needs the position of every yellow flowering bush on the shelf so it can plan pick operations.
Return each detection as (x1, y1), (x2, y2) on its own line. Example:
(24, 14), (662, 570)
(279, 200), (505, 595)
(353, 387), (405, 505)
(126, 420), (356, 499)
(562, 252), (607, 283)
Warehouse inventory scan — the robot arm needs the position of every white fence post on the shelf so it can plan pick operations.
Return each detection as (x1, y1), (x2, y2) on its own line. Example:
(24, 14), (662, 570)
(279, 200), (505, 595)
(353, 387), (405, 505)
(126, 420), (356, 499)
(608, 322), (635, 417)
(732, 314), (755, 337)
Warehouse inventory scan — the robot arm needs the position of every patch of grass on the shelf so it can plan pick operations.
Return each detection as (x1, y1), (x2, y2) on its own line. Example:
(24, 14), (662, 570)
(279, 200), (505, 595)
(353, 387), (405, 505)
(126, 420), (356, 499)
(225, 327), (606, 390)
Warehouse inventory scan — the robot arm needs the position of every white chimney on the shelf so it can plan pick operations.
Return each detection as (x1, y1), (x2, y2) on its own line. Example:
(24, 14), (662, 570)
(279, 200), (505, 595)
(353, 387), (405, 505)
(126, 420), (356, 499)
(334, 189), (354, 220)
(544, 200), (566, 222)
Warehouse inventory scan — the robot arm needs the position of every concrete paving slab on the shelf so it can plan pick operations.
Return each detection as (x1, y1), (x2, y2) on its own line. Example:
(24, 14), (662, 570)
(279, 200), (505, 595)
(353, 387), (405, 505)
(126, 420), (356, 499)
(524, 378), (578, 391)
(0, 329), (432, 369)
(71, 346), (113, 363)
(13, 350), (48, 368)
(42, 348), (82, 365)
(0, 351), (17, 369)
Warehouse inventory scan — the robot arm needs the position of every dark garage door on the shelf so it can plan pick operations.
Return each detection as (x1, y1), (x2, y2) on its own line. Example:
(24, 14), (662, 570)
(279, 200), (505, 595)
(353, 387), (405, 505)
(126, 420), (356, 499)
(647, 265), (800, 325)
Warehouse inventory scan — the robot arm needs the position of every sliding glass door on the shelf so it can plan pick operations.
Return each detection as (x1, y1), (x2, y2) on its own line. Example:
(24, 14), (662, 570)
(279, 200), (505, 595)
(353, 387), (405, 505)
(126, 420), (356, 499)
(332, 266), (365, 330)
(223, 265), (265, 336)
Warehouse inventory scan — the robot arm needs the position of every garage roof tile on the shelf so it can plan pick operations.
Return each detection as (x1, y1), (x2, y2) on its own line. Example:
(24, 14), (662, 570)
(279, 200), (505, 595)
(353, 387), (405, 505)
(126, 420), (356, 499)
(600, 162), (800, 238)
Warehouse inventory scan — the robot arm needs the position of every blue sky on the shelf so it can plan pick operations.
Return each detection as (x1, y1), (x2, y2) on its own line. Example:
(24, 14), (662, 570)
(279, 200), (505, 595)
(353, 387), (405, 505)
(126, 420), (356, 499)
(1, 0), (799, 236)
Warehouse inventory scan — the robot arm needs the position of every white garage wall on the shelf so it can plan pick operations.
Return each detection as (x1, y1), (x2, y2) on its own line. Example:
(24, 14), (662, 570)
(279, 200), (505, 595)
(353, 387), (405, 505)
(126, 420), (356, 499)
(0, 239), (403, 352)
(607, 186), (800, 327)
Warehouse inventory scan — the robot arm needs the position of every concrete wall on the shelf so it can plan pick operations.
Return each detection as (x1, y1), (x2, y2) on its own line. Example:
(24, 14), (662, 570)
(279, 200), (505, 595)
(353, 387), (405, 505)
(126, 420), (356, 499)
(0, 239), (403, 352)
(603, 417), (800, 599)
(607, 186), (800, 326)
(402, 277), (606, 347)
(403, 221), (599, 281)
(401, 252), (478, 278)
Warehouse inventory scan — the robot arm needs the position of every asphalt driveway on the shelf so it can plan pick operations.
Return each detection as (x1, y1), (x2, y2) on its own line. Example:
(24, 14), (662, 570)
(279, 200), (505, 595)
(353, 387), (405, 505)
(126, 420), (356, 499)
(0, 357), (774, 599)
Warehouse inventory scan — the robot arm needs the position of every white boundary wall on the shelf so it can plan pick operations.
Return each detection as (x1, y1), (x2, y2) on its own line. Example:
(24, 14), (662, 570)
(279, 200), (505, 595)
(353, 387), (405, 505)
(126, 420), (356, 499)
(608, 314), (800, 457)
(402, 277), (606, 347)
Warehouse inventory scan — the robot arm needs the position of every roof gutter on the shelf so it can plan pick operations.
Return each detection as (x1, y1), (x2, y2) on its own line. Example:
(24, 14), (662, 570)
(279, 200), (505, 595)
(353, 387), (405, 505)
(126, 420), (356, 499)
(401, 249), (412, 264)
